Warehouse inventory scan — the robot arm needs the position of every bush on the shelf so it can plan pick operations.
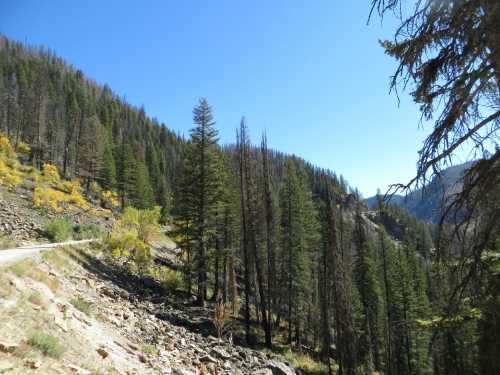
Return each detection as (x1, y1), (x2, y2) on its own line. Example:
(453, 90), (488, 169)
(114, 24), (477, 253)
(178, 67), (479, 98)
(41, 163), (60, 185)
(0, 134), (15, 158)
(283, 349), (330, 375)
(100, 190), (119, 209)
(104, 232), (152, 274)
(34, 183), (89, 213)
(121, 206), (161, 244)
(33, 186), (67, 212)
(70, 297), (92, 316)
(160, 267), (183, 291)
(142, 344), (157, 357)
(27, 331), (64, 358)
(45, 217), (72, 242)
(57, 179), (81, 194)
(72, 223), (103, 240)
(0, 159), (23, 188)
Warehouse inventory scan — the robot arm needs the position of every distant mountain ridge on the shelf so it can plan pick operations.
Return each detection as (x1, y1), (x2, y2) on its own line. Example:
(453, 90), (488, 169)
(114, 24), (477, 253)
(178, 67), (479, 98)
(365, 161), (474, 223)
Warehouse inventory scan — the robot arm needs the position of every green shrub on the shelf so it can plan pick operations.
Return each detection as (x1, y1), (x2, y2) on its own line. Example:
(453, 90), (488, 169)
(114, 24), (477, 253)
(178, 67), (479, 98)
(142, 344), (157, 356)
(27, 331), (64, 358)
(160, 267), (183, 292)
(70, 297), (92, 316)
(44, 217), (72, 242)
(73, 223), (103, 240)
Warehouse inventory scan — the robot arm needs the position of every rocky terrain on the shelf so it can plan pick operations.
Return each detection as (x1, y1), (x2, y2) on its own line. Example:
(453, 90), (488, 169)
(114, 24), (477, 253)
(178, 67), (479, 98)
(0, 244), (300, 375)
(0, 191), (44, 244)
(0, 186), (114, 247)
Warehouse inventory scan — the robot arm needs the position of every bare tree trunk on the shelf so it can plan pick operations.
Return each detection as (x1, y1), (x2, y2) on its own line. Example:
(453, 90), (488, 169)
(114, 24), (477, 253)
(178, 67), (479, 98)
(237, 124), (251, 344)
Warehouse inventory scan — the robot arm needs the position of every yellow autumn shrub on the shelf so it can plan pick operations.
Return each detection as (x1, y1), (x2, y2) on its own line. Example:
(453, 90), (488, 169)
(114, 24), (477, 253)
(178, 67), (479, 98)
(33, 186), (67, 213)
(68, 189), (89, 210)
(0, 134), (15, 158)
(100, 190), (119, 209)
(57, 179), (81, 194)
(104, 231), (152, 273)
(33, 184), (89, 213)
(41, 163), (60, 185)
(0, 159), (23, 188)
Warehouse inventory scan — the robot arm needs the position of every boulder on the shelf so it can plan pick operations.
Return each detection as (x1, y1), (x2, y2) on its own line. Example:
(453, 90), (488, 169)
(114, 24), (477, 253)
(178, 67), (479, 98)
(267, 360), (296, 375)
(0, 340), (18, 353)
(25, 360), (42, 369)
(199, 354), (217, 364)
(96, 347), (109, 359)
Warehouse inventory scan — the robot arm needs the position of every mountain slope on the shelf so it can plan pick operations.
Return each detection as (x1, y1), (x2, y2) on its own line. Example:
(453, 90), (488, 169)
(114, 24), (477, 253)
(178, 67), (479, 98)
(366, 161), (474, 222)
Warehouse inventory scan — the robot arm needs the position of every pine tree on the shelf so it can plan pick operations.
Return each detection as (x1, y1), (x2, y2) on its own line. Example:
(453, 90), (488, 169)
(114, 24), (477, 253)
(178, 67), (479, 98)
(181, 98), (221, 306)
(117, 141), (137, 208)
(100, 143), (117, 190)
(77, 115), (105, 191)
(134, 160), (155, 209)
(279, 158), (317, 347)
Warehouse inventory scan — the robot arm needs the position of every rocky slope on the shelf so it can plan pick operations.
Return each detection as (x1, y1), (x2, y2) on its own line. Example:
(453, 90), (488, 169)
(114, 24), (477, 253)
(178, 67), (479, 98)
(0, 244), (299, 375)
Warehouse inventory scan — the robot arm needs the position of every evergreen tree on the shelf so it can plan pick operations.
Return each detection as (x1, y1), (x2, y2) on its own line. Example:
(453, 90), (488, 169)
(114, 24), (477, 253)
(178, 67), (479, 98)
(181, 98), (221, 306)
(279, 158), (317, 347)
(100, 143), (117, 190)
(116, 141), (137, 208)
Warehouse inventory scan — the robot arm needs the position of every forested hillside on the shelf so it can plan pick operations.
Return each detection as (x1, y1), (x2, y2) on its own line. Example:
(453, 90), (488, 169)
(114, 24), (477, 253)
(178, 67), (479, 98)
(0, 36), (187, 213)
(365, 162), (474, 223)
(0, 32), (497, 375)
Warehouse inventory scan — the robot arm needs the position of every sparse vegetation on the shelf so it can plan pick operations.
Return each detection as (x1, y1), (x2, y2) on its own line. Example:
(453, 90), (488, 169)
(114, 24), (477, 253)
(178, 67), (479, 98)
(70, 297), (92, 316)
(8, 259), (60, 292)
(141, 344), (157, 357)
(27, 330), (64, 358)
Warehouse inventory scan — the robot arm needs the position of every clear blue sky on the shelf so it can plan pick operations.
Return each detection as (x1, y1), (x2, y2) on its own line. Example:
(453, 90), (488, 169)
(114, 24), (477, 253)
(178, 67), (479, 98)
(0, 0), (431, 197)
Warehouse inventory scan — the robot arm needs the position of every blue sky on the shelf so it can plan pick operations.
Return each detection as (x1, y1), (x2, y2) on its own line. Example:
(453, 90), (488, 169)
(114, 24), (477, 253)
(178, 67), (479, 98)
(1, 0), (431, 196)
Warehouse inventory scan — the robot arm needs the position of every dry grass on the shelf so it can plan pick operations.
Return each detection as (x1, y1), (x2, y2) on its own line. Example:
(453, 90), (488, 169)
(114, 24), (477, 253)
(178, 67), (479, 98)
(8, 258), (60, 292)
(0, 272), (15, 298)
(283, 349), (330, 375)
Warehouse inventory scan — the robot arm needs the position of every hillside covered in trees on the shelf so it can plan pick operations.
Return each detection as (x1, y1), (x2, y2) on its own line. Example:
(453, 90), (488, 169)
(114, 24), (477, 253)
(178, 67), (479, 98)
(0, 28), (498, 375)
